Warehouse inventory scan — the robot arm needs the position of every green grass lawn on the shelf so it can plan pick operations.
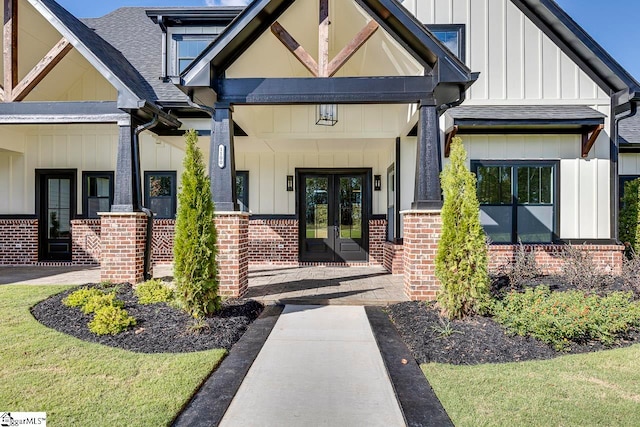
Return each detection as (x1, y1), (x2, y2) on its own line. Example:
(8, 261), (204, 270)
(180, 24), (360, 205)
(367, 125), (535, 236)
(0, 285), (226, 426)
(423, 345), (640, 426)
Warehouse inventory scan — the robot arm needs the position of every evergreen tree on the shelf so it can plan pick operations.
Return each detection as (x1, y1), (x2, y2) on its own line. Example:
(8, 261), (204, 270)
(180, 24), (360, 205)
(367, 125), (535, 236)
(435, 137), (490, 319)
(174, 130), (220, 317)
(619, 178), (640, 257)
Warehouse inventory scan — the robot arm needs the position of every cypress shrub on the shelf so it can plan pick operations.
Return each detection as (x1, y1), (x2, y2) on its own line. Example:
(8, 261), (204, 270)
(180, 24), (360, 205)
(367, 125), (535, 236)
(435, 137), (490, 319)
(174, 130), (220, 317)
(619, 178), (640, 257)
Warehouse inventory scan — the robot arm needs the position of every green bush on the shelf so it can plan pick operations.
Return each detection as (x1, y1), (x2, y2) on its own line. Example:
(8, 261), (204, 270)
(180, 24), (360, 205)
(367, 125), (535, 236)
(493, 286), (640, 350)
(435, 137), (490, 319)
(135, 279), (174, 305)
(81, 292), (123, 315)
(63, 288), (105, 308)
(174, 129), (220, 318)
(88, 305), (137, 336)
(619, 178), (640, 257)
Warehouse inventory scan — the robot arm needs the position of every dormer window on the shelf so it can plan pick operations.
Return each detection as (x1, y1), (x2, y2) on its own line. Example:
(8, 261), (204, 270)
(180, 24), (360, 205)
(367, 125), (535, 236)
(174, 35), (215, 73)
(427, 24), (465, 62)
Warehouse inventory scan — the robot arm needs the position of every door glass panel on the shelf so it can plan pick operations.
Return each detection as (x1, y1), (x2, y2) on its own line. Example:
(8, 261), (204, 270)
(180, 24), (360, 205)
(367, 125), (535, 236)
(305, 177), (328, 239)
(339, 177), (362, 239)
(48, 178), (71, 239)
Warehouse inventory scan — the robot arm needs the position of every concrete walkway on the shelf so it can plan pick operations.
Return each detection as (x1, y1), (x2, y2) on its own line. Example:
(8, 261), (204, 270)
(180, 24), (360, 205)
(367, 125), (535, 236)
(0, 265), (172, 285)
(219, 305), (406, 427)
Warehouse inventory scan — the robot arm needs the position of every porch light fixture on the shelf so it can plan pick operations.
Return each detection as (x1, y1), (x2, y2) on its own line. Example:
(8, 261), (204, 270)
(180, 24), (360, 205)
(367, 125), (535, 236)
(286, 175), (294, 191)
(374, 175), (382, 191)
(316, 104), (338, 126)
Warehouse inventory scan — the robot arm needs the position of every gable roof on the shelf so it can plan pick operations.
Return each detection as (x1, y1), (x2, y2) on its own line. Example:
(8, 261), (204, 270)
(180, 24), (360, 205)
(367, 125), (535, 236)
(179, 0), (476, 89)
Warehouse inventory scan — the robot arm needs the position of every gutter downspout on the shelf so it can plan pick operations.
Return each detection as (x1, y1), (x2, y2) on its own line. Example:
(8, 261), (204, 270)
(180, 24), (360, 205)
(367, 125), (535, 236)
(612, 101), (638, 243)
(134, 115), (160, 280)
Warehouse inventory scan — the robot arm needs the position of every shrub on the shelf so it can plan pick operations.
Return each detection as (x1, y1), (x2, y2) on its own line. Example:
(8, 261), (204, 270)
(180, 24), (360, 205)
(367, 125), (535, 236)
(89, 305), (137, 336)
(81, 292), (123, 315)
(173, 129), (220, 318)
(506, 240), (541, 290)
(560, 244), (614, 293)
(435, 137), (490, 319)
(63, 288), (104, 308)
(619, 178), (640, 257)
(621, 253), (640, 296)
(135, 279), (174, 305)
(493, 286), (640, 350)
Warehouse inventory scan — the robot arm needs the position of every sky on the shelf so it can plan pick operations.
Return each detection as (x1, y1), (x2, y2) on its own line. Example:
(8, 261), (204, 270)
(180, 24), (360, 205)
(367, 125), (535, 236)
(55, 0), (640, 80)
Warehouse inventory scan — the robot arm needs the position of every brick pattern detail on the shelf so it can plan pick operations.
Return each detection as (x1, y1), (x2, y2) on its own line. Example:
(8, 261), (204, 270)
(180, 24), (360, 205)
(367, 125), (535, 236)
(368, 219), (387, 266)
(383, 241), (404, 275)
(488, 244), (625, 275)
(402, 211), (442, 301)
(215, 213), (249, 298)
(152, 219), (175, 265)
(71, 219), (101, 265)
(0, 219), (38, 265)
(248, 219), (298, 265)
(100, 213), (148, 284)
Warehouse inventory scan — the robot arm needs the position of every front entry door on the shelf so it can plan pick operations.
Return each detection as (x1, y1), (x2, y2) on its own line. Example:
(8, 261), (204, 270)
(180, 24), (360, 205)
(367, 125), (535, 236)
(299, 171), (370, 262)
(37, 170), (76, 261)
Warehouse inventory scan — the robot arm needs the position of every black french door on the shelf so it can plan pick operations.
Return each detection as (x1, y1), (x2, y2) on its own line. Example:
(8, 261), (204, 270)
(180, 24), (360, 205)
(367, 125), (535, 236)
(298, 170), (371, 262)
(37, 170), (76, 261)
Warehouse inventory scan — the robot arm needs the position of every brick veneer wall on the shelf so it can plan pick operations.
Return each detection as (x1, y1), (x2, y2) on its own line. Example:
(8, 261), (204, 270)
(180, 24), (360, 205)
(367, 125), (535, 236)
(0, 219), (38, 265)
(152, 219), (175, 265)
(488, 244), (625, 275)
(368, 219), (386, 266)
(99, 213), (148, 284)
(71, 219), (101, 265)
(215, 212), (249, 297)
(402, 210), (442, 301)
(248, 218), (298, 265)
(383, 241), (404, 275)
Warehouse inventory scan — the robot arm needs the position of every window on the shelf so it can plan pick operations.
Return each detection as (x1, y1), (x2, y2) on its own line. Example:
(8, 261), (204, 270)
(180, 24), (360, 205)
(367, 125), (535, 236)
(174, 35), (215, 74)
(427, 24), (465, 61)
(620, 175), (640, 209)
(145, 171), (177, 219)
(472, 161), (558, 244)
(82, 172), (113, 218)
(236, 171), (249, 211)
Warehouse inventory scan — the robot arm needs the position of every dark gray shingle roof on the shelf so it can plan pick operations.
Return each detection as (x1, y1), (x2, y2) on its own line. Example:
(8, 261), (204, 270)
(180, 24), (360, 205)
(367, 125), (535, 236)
(619, 113), (640, 145)
(448, 105), (606, 122)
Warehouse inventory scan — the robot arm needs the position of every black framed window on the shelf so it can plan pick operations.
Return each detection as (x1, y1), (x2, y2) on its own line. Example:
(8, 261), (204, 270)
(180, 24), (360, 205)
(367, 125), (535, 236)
(620, 175), (640, 209)
(145, 171), (177, 219)
(236, 171), (249, 212)
(82, 171), (113, 218)
(472, 161), (559, 244)
(174, 35), (215, 73)
(427, 24), (465, 61)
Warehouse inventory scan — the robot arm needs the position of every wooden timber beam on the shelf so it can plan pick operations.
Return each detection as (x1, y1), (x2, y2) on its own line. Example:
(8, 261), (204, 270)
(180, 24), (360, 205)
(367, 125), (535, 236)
(270, 22), (319, 77)
(3, 0), (18, 100)
(12, 37), (73, 101)
(444, 125), (459, 158)
(581, 124), (604, 158)
(327, 20), (379, 77)
(318, 0), (329, 77)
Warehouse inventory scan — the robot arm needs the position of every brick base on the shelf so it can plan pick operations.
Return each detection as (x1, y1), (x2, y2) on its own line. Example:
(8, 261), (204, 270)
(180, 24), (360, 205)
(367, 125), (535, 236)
(99, 212), (148, 284)
(152, 219), (175, 265)
(369, 219), (386, 266)
(215, 212), (249, 298)
(488, 244), (625, 275)
(71, 219), (101, 265)
(0, 219), (38, 265)
(248, 219), (298, 265)
(383, 241), (404, 275)
(402, 210), (442, 301)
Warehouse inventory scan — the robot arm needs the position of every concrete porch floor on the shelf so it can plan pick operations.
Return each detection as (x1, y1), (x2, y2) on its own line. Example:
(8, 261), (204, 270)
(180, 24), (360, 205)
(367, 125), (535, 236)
(247, 266), (408, 306)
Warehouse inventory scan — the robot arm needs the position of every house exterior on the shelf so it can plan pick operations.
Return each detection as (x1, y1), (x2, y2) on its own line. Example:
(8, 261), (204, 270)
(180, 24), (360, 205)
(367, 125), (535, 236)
(0, 0), (639, 300)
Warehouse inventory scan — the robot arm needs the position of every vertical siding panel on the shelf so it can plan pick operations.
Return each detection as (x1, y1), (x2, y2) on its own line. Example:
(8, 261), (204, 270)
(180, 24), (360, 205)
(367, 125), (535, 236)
(0, 155), (10, 211)
(541, 37), (559, 99)
(318, 153), (334, 167)
(559, 54), (578, 99)
(11, 154), (25, 213)
(523, 18), (541, 100)
(273, 106), (291, 134)
(416, 0), (435, 23)
(560, 159), (579, 238)
(244, 153), (261, 212)
(25, 136), (38, 213)
(39, 135), (53, 168)
(451, 0), (467, 25)
(348, 152), (363, 168)
(95, 135), (113, 170)
(487, 0), (505, 100)
(259, 153), (275, 214)
(303, 153), (319, 168)
(578, 160), (597, 238)
(289, 153), (303, 213)
(274, 153), (289, 214)
(51, 134), (67, 167)
(469, 0), (488, 100)
(596, 160), (610, 238)
(290, 106), (309, 134)
(434, 0), (450, 24)
(333, 152), (349, 168)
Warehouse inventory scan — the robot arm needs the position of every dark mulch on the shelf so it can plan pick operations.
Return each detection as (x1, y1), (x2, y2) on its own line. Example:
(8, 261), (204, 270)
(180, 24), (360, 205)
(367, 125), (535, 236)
(388, 275), (640, 366)
(31, 283), (263, 354)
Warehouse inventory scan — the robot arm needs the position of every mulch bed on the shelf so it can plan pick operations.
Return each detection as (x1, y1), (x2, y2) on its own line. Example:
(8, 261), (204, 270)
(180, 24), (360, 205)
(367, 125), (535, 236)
(31, 283), (263, 354)
(387, 276), (640, 366)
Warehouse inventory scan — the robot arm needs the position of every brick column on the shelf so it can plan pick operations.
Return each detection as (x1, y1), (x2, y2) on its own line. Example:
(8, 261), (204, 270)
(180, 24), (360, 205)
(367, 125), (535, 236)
(99, 212), (148, 284)
(402, 210), (442, 301)
(368, 219), (387, 266)
(215, 212), (249, 297)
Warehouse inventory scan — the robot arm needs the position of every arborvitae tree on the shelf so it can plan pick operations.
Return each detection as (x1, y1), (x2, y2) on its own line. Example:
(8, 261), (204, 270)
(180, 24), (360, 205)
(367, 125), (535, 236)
(619, 178), (640, 257)
(174, 130), (220, 317)
(435, 137), (490, 319)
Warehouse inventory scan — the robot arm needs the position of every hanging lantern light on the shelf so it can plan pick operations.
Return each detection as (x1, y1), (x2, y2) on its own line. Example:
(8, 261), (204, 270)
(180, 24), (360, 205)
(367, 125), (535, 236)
(316, 104), (338, 126)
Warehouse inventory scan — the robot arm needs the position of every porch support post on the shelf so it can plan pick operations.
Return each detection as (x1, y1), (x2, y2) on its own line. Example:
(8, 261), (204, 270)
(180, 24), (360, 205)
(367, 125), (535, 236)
(112, 120), (140, 212)
(210, 104), (238, 212)
(413, 103), (443, 209)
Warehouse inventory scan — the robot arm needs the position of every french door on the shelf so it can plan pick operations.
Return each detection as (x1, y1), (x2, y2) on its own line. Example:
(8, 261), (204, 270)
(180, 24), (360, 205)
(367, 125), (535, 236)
(37, 170), (76, 261)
